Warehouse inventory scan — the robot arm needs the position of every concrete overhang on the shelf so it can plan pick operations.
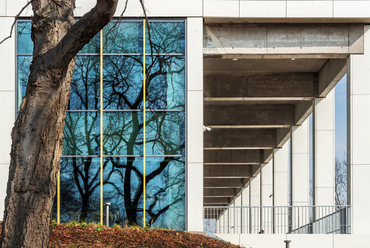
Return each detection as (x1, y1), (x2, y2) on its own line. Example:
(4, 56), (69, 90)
(202, 21), (356, 205)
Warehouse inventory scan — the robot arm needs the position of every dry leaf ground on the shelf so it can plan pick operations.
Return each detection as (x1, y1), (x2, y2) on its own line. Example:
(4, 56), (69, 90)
(1, 222), (241, 248)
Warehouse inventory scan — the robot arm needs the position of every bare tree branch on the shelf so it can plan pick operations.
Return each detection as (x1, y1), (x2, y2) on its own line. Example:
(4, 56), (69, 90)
(0, 0), (33, 45)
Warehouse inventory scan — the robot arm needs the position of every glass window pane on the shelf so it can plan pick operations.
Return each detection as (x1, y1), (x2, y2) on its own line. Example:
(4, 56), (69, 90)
(60, 157), (101, 223)
(146, 112), (185, 156)
(103, 112), (143, 156)
(62, 112), (100, 156)
(17, 56), (32, 109)
(103, 22), (143, 54)
(146, 22), (185, 54)
(103, 157), (143, 226)
(103, 157), (185, 230)
(146, 56), (185, 110)
(103, 56), (143, 110)
(69, 56), (100, 110)
(17, 22), (32, 54)
(146, 157), (185, 230)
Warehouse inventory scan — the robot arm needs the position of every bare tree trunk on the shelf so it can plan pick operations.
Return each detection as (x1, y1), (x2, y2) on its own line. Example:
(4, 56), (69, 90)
(0, 0), (118, 247)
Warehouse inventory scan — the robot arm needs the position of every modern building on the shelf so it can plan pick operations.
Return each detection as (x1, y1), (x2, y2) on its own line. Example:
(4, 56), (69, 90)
(1, 0), (370, 247)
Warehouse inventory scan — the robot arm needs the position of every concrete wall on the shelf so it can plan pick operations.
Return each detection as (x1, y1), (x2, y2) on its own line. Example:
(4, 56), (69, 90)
(216, 234), (370, 248)
(0, 17), (15, 221)
(348, 25), (370, 235)
(186, 18), (204, 231)
(204, 0), (370, 18)
(2, 0), (370, 18)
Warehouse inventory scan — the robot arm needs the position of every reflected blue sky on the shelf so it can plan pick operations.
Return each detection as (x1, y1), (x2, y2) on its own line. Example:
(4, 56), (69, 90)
(335, 75), (347, 162)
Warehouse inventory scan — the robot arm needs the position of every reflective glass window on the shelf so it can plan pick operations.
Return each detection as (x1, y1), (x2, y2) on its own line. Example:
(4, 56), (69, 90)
(145, 112), (185, 155)
(103, 157), (185, 229)
(69, 56), (100, 110)
(17, 22), (33, 54)
(103, 112), (143, 155)
(62, 112), (100, 156)
(59, 157), (101, 223)
(103, 22), (143, 54)
(145, 22), (185, 54)
(146, 56), (185, 110)
(103, 56), (143, 110)
(17, 56), (32, 109)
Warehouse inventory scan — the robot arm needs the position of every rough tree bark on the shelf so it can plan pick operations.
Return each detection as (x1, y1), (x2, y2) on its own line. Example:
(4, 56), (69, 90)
(0, 0), (118, 247)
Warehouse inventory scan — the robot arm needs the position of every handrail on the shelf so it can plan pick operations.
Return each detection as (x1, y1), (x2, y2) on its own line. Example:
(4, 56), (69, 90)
(204, 205), (351, 234)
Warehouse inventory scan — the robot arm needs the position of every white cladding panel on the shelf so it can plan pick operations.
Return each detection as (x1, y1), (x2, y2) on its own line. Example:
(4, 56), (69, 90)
(203, 0), (239, 17)
(240, 1), (286, 18)
(287, 0), (332, 18)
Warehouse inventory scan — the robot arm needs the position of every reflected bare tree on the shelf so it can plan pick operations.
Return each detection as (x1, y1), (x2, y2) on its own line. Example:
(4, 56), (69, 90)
(57, 22), (186, 229)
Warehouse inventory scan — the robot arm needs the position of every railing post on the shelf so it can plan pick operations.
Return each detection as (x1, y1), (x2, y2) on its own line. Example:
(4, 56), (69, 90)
(104, 202), (111, 227)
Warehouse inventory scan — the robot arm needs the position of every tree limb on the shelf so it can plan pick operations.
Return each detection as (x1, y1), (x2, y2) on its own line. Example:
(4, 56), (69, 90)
(0, 0), (33, 45)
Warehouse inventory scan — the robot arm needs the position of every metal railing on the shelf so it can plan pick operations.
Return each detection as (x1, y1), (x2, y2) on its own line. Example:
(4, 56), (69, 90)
(204, 205), (351, 234)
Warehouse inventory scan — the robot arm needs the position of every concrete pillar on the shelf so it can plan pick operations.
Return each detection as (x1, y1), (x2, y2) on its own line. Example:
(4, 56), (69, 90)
(261, 160), (273, 233)
(241, 185), (250, 234)
(273, 141), (290, 234)
(250, 172), (261, 233)
(234, 195), (242, 233)
(348, 25), (370, 235)
(313, 90), (336, 210)
(291, 119), (310, 229)
(186, 18), (203, 231)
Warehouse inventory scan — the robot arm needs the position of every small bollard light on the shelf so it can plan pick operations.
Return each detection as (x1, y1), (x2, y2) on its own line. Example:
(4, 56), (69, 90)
(104, 202), (111, 227)
(284, 240), (291, 248)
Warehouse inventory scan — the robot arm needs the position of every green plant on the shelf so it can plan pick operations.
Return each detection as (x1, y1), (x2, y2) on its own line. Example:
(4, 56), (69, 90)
(68, 220), (77, 227)
(113, 223), (122, 229)
(95, 227), (102, 232)
(80, 222), (88, 228)
(52, 219), (57, 226)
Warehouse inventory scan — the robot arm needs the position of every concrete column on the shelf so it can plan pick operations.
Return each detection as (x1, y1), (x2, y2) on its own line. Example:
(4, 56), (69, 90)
(348, 25), (370, 235)
(250, 172), (261, 233)
(241, 185), (250, 234)
(313, 90), (336, 210)
(291, 119), (310, 228)
(234, 195), (242, 233)
(273, 141), (290, 234)
(261, 160), (273, 233)
(186, 18), (203, 231)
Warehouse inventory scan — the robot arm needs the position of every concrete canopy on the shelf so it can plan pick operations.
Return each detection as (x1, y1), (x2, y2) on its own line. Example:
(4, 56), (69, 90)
(203, 22), (356, 206)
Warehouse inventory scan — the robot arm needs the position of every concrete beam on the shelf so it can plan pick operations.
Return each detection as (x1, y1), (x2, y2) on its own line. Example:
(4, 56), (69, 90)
(204, 150), (262, 164)
(318, 59), (347, 97)
(204, 165), (253, 178)
(204, 178), (248, 188)
(276, 128), (291, 148)
(295, 100), (313, 125)
(204, 24), (363, 56)
(262, 149), (274, 164)
(204, 197), (231, 205)
(204, 188), (238, 197)
(204, 103), (295, 127)
(204, 128), (288, 149)
(204, 73), (315, 98)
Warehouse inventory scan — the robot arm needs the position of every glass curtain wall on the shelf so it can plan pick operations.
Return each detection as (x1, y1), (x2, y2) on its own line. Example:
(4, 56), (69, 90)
(16, 19), (186, 230)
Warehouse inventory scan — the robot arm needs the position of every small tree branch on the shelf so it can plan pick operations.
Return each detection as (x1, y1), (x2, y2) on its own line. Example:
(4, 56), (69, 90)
(0, 0), (33, 45)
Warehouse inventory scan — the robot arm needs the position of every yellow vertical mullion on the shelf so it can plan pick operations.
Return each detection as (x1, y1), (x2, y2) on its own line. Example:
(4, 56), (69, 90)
(143, 19), (146, 228)
(57, 170), (60, 224)
(100, 29), (104, 225)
